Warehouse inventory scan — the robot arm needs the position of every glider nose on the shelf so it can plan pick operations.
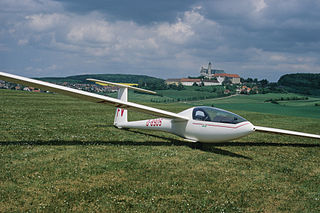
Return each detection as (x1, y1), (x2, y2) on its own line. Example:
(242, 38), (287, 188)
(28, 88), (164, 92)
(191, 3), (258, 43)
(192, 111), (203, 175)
(250, 122), (255, 131)
(234, 121), (255, 140)
(239, 121), (255, 137)
(246, 122), (255, 133)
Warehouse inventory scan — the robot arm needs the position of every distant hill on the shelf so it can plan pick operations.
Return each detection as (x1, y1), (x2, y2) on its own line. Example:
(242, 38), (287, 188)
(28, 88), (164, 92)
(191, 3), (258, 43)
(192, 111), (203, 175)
(37, 74), (167, 90)
(278, 73), (320, 96)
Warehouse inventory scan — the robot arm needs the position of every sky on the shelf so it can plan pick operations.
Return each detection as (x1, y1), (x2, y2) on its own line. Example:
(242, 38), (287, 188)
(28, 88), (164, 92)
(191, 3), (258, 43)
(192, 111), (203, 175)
(1, 0), (320, 81)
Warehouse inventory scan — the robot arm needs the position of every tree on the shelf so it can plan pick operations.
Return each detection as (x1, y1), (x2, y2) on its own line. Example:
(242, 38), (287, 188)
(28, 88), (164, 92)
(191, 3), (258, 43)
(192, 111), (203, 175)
(259, 79), (269, 87)
(177, 83), (185, 90)
(246, 78), (253, 83)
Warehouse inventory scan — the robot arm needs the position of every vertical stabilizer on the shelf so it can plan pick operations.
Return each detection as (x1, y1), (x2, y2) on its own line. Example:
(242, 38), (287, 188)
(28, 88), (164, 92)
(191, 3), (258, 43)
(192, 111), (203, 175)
(114, 88), (128, 127)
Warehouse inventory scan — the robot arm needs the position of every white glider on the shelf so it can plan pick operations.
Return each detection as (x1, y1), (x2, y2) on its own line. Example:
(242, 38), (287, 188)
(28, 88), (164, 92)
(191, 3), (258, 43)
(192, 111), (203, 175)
(1, 72), (319, 143)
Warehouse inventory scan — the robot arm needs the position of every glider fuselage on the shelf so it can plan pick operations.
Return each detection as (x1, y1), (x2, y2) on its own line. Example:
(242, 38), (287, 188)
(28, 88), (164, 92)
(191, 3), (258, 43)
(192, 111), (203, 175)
(116, 107), (255, 143)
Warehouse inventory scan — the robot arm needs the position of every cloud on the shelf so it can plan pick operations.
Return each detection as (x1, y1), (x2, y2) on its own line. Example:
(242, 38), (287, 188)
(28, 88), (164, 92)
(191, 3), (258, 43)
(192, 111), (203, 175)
(25, 13), (67, 31)
(0, 0), (62, 13)
(13, 7), (212, 62)
(52, 0), (193, 24)
(1, 0), (320, 81)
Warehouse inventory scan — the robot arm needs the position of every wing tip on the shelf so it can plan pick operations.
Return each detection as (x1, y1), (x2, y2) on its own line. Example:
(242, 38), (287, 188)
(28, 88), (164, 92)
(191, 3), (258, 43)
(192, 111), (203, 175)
(86, 78), (157, 95)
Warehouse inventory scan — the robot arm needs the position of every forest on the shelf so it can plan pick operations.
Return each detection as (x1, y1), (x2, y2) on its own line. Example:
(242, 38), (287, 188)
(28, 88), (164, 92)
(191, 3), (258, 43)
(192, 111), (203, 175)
(278, 73), (320, 96)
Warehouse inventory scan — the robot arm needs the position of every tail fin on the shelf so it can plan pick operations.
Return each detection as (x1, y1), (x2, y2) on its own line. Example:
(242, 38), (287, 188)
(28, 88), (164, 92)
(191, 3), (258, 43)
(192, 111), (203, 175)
(86, 78), (157, 127)
(114, 88), (128, 127)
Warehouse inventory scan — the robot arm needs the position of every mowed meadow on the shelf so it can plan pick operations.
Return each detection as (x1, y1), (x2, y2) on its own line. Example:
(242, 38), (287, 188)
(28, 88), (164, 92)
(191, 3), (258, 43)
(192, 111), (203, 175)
(1, 90), (320, 212)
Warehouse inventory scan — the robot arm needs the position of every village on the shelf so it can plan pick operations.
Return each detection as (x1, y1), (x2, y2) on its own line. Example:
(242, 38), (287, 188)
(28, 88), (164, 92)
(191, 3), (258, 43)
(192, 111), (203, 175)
(0, 62), (260, 95)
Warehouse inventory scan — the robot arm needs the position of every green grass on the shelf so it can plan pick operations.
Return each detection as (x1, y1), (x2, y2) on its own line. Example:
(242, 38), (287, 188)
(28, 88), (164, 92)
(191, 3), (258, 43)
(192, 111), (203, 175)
(105, 86), (226, 103)
(191, 93), (320, 119)
(1, 90), (320, 212)
(155, 86), (225, 102)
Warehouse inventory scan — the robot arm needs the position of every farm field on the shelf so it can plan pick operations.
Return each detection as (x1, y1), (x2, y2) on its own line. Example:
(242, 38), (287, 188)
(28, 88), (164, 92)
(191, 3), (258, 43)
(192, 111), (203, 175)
(113, 90), (320, 119)
(0, 89), (320, 212)
(191, 93), (320, 119)
(106, 86), (226, 103)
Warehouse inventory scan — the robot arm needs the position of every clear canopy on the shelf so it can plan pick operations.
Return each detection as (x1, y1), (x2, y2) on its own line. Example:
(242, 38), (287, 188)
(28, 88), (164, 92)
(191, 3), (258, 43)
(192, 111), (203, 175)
(192, 106), (247, 124)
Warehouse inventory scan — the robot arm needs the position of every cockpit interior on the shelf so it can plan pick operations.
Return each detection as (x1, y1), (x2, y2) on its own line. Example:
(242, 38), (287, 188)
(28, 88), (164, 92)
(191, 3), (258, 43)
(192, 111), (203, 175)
(192, 106), (247, 124)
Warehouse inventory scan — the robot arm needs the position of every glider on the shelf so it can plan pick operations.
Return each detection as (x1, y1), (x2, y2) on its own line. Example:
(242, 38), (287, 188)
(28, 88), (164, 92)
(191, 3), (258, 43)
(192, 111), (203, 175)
(1, 72), (319, 143)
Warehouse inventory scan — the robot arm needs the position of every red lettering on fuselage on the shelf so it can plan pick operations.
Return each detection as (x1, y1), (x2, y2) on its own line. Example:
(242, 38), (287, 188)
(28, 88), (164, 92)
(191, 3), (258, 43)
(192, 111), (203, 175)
(146, 119), (162, 127)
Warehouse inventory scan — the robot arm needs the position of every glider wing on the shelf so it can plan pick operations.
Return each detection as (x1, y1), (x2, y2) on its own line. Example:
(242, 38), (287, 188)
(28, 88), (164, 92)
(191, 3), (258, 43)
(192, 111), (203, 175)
(0, 72), (189, 121)
(87, 78), (157, 94)
(254, 126), (320, 139)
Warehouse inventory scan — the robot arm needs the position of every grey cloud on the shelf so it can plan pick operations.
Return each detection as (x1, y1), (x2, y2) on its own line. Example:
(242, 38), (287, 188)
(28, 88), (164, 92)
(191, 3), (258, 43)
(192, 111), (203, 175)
(52, 0), (196, 24)
(199, 0), (320, 53)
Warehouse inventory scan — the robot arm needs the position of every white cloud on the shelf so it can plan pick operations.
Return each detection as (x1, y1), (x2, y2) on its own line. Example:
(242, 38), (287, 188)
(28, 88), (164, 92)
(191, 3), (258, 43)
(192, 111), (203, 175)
(157, 20), (194, 44)
(14, 7), (210, 60)
(25, 13), (67, 32)
(252, 0), (267, 13)
(67, 20), (114, 44)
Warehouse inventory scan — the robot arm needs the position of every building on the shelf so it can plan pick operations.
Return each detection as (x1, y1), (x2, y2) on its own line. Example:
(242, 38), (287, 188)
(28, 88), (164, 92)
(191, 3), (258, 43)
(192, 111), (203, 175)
(180, 78), (201, 86)
(166, 78), (222, 86)
(214, 73), (241, 84)
(200, 62), (224, 78)
(203, 79), (221, 86)
(165, 61), (240, 86)
(165, 79), (181, 86)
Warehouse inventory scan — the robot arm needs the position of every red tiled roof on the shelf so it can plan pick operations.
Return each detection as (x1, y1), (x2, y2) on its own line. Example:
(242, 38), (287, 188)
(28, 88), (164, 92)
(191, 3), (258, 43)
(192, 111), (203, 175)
(214, 73), (240, 78)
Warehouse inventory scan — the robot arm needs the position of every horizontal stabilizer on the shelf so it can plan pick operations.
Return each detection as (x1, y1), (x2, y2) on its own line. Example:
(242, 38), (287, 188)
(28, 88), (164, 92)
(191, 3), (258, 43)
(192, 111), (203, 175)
(254, 126), (320, 139)
(87, 78), (157, 95)
(0, 72), (188, 121)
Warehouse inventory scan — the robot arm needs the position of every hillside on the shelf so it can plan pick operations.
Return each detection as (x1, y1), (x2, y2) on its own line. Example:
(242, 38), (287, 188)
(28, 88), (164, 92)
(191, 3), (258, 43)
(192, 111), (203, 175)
(38, 74), (167, 90)
(278, 73), (320, 96)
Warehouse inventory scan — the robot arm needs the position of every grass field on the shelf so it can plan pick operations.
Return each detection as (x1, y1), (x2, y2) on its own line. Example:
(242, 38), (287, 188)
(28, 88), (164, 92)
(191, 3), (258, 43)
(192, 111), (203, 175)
(191, 93), (320, 119)
(106, 86), (226, 103)
(1, 90), (320, 212)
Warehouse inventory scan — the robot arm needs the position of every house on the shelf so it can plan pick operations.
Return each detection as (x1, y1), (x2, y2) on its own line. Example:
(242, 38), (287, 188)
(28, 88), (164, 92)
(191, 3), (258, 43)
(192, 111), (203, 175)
(214, 73), (241, 84)
(240, 85), (251, 94)
(224, 89), (231, 94)
(240, 85), (259, 94)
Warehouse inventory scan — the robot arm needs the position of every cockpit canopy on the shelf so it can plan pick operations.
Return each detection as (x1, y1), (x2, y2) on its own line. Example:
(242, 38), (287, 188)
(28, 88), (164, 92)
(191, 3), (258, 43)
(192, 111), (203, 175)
(192, 106), (247, 124)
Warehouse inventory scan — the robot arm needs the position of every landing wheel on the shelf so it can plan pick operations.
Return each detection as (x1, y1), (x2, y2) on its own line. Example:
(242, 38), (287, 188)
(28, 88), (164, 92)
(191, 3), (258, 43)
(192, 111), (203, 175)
(193, 142), (203, 149)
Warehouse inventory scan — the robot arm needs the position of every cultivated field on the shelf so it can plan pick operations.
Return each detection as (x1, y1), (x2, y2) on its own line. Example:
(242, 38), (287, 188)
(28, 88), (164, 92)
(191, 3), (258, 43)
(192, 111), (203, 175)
(1, 90), (320, 212)
(192, 93), (320, 119)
